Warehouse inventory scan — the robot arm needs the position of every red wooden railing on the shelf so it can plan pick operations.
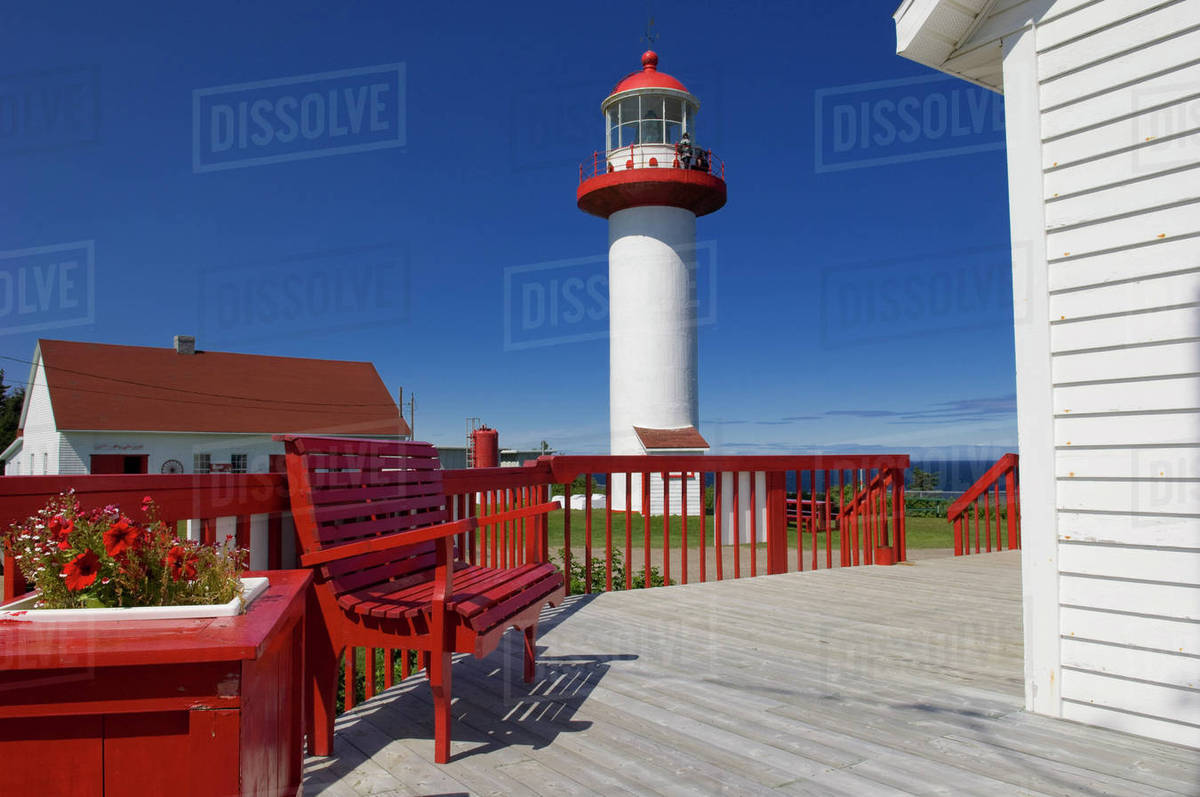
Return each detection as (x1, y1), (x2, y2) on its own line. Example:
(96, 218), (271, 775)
(0, 451), (908, 716)
(947, 453), (1020, 556)
(440, 454), (908, 595)
(839, 467), (906, 566)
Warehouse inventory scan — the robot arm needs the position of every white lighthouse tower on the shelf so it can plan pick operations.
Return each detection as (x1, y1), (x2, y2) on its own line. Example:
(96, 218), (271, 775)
(578, 51), (726, 512)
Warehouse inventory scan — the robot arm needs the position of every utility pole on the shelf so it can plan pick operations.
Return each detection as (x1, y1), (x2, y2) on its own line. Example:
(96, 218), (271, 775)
(397, 387), (416, 440)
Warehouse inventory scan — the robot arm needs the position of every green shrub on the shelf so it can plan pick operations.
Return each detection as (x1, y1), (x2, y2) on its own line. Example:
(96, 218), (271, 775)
(557, 548), (671, 593)
(337, 647), (420, 708)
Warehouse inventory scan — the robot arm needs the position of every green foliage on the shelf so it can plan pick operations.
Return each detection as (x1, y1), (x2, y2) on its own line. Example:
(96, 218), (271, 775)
(0, 370), (24, 472)
(337, 647), (420, 708)
(551, 475), (601, 497)
(905, 497), (953, 518)
(557, 548), (671, 593)
(5, 494), (245, 609)
(910, 468), (940, 491)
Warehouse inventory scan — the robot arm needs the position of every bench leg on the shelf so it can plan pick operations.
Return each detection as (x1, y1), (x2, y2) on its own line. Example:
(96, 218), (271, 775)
(306, 594), (339, 757)
(523, 623), (538, 684)
(429, 649), (453, 764)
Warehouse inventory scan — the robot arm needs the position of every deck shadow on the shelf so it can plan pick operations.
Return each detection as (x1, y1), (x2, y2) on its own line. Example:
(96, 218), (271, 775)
(305, 594), (636, 784)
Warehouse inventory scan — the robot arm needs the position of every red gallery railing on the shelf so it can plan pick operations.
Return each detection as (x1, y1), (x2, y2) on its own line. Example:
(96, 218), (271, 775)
(579, 145), (726, 182)
(0, 451), (908, 715)
(947, 453), (1021, 556)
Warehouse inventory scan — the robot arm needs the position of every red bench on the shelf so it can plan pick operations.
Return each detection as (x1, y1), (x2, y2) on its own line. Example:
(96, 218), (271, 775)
(279, 435), (564, 763)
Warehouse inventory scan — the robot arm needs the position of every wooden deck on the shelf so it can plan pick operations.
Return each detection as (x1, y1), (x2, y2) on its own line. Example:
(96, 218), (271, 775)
(304, 552), (1200, 796)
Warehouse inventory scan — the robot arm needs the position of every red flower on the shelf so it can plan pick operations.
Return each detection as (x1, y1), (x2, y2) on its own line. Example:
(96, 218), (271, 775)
(166, 545), (198, 581)
(57, 539), (71, 551)
(62, 550), (100, 591)
(141, 496), (153, 511)
(103, 519), (142, 557)
(48, 514), (74, 542)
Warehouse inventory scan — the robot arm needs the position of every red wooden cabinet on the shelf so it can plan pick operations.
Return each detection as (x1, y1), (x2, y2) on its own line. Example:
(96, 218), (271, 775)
(0, 570), (310, 796)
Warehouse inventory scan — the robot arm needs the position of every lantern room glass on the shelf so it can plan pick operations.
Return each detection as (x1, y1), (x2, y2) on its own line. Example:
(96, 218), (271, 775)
(606, 93), (692, 153)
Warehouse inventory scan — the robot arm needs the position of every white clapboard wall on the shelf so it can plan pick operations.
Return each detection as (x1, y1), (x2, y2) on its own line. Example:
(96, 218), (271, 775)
(897, 0), (1200, 749)
(1037, 0), (1200, 748)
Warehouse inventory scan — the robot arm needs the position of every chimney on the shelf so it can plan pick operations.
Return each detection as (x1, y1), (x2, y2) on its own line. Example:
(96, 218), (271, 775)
(174, 335), (196, 355)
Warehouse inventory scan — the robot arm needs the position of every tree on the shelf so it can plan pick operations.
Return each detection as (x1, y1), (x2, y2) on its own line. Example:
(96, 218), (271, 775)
(539, 440), (550, 455)
(0, 370), (25, 473)
(910, 467), (940, 492)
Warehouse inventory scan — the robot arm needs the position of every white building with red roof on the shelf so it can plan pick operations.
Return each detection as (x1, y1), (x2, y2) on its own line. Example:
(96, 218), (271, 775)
(2, 336), (410, 476)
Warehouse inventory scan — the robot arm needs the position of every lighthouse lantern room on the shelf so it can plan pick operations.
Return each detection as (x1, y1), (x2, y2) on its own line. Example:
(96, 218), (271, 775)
(578, 51), (727, 515)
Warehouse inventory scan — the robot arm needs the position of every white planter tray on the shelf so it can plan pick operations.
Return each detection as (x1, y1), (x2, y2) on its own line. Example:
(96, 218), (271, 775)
(0, 576), (269, 622)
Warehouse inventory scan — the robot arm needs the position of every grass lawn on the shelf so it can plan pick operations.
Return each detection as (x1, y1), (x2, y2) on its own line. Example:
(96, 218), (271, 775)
(542, 510), (954, 553)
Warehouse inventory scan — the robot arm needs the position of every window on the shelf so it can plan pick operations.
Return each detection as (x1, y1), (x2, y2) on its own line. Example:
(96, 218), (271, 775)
(230, 454), (248, 474)
(193, 453), (212, 474)
(606, 94), (693, 152)
(42, 453), (48, 475)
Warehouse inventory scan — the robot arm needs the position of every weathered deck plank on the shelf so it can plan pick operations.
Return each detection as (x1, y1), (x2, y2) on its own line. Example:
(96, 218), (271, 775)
(306, 551), (1200, 795)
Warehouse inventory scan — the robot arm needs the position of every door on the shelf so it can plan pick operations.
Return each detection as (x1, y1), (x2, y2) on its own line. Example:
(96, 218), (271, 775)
(90, 455), (148, 474)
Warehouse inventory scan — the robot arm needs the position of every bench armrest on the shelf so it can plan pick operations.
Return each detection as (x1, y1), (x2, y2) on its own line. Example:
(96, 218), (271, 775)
(299, 517), (477, 568)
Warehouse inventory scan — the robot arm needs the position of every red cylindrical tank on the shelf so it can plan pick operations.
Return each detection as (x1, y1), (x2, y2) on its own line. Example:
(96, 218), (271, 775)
(472, 426), (499, 468)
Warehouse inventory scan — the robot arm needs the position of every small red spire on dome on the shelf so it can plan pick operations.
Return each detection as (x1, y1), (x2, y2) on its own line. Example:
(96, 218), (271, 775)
(641, 50), (658, 70)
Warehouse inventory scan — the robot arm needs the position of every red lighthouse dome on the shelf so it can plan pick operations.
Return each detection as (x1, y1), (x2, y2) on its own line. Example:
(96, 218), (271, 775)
(577, 51), (726, 219)
(609, 51), (691, 95)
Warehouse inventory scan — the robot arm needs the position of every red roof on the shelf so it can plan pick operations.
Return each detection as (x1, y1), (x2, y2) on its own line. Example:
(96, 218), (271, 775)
(634, 425), (710, 450)
(36, 339), (410, 437)
(610, 51), (690, 96)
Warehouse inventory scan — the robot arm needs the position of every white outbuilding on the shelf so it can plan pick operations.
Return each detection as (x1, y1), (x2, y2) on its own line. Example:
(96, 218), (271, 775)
(895, 0), (1199, 748)
(2, 336), (410, 476)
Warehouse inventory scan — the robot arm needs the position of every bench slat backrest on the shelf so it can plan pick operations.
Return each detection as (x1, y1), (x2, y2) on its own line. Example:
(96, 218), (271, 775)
(282, 436), (451, 597)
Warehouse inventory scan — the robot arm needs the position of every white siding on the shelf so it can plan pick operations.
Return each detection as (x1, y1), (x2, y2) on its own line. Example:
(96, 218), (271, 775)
(20, 355), (61, 475)
(1036, 0), (1200, 749)
(900, 0), (1200, 748)
(609, 470), (705, 517)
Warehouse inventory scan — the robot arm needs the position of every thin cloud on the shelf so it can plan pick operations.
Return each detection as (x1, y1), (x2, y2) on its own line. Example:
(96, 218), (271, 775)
(824, 395), (1016, 425)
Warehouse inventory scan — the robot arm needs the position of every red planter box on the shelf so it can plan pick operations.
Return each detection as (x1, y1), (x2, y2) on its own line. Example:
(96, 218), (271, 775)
(0, 570), (310, 797)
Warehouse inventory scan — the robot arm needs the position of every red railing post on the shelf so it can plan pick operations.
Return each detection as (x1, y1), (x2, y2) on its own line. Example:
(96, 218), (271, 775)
(891, 467), (905, 563)
(714, 472), (723, 580)
(624, 472), (633, 590)
(641, 472), (651, 587)
(584, 474), (593, 594)
(732, 473), (741, 579)
(765, 471), (787, 575)
(680, 472), (689, 585)
(662, 471), (670, 584)
(562, 482), (572, 595)
(604, 473), (613, 591)
(3, 546), (23, 602)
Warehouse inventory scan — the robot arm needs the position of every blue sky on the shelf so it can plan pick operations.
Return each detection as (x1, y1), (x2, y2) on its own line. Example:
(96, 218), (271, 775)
(1, 0), (1017, 457)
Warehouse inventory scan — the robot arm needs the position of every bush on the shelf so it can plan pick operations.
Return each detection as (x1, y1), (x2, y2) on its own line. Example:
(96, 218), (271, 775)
(906, 497), (953, 518)
(557, 548), (671, 593)
(337, 647), (420, 708)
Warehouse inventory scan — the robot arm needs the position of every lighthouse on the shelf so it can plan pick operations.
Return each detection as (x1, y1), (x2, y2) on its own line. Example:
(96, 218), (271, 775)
(578, 51), (726, 512)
